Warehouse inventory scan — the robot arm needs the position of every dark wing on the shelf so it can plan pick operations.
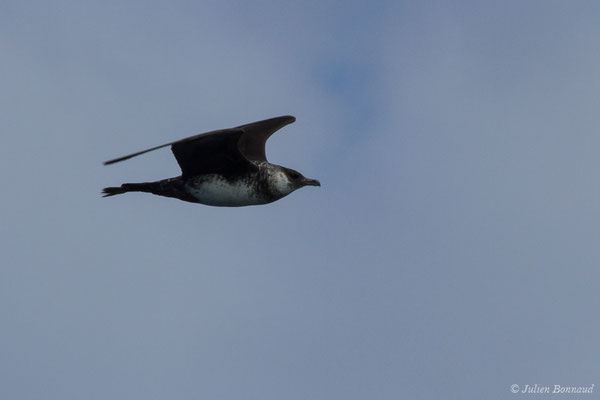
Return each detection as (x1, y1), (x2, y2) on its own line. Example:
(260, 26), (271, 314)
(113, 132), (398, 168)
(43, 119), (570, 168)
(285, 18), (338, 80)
(170, 128), (255, 177)
(103, 115), (296, 176)
(236, 115), (296, 162)
(104, 128), (255, 177)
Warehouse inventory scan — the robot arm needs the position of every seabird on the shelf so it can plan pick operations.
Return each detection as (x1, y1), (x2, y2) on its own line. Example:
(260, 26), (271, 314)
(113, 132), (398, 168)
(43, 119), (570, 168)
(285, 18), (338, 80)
(102, 116), (320, 207)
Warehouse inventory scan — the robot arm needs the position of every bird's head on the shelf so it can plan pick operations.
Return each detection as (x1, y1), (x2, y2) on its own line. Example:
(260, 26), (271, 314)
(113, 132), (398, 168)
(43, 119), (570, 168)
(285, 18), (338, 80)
(270, 166), (320, 196)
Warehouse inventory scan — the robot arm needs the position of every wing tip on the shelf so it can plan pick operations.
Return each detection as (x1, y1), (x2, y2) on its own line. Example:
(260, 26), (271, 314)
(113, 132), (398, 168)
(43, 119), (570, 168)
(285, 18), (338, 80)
(103, 156), (129, 165)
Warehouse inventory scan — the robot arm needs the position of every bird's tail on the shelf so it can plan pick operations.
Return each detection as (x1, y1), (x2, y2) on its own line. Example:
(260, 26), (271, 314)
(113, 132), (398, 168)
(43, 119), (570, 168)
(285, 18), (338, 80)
(102, 178), (191, 201)
(102, 183), (153, 197)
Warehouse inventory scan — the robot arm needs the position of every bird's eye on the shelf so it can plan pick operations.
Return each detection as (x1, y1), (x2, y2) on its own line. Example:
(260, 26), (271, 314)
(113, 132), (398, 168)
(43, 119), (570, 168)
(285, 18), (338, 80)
(289, 172), (299, 180)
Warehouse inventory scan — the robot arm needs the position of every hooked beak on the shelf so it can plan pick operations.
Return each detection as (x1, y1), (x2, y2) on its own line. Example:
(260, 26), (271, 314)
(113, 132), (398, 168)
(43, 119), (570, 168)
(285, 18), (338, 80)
(303, 178), (321, 187)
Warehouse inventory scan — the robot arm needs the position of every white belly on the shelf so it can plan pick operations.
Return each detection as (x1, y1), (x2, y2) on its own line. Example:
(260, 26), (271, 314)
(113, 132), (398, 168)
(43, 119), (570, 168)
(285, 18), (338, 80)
(186, 176), (264, 207)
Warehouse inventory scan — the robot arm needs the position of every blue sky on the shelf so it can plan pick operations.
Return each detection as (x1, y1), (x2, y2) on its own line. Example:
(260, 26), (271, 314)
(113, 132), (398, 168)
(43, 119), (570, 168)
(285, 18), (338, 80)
(1, 1), (599, 399)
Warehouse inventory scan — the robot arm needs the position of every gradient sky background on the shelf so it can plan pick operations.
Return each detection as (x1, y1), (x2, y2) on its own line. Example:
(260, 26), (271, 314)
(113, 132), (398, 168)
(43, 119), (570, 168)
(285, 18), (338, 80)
(1, 1), (599, 399)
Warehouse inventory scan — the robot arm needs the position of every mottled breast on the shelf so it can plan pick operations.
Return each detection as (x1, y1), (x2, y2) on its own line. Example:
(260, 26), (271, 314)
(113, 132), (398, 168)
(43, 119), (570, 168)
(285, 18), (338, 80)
(185, 174), (266, 207)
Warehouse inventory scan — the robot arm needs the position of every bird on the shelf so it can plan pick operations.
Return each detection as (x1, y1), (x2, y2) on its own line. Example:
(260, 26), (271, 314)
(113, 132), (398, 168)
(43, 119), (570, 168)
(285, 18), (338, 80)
(102, 115), (320, 207)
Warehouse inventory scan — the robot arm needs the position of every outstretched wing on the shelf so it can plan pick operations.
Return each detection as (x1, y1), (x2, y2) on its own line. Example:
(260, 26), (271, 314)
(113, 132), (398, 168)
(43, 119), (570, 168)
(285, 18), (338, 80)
(236, 115), (296, 162)
(103, 115), (296, 176)
(170, 128), (255, 177)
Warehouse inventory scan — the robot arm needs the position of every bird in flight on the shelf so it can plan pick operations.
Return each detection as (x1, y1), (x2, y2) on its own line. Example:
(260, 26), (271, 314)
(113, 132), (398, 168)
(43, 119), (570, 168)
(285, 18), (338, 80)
(102, 116), (320, 207)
